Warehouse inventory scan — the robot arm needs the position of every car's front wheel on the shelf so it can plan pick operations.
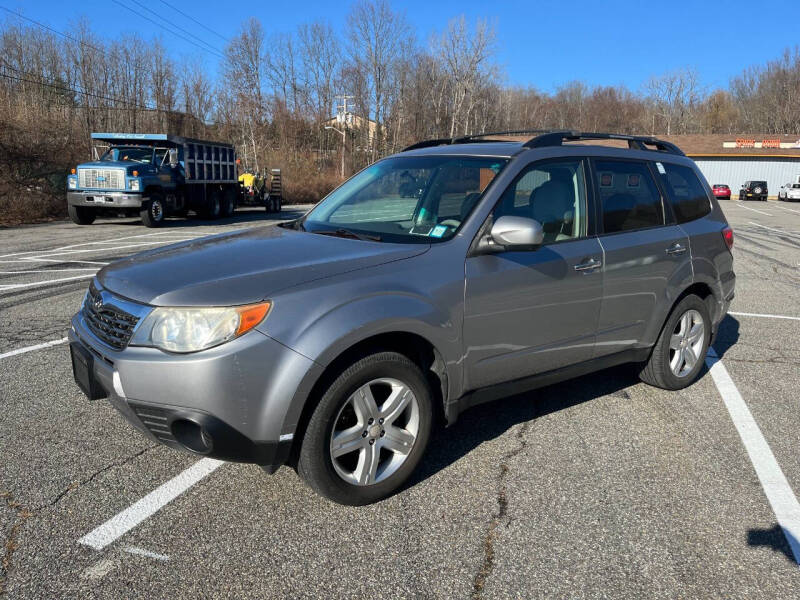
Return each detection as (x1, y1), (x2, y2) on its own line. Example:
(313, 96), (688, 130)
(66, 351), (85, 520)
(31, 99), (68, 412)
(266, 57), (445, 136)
(298, 352), (433, 505)
(640, 294), (711, 390)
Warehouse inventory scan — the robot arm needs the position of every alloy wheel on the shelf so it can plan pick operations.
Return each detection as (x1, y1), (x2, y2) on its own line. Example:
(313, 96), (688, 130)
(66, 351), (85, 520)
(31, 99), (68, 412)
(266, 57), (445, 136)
(329, 378), (419, 486)
(669, 309), (705, 377)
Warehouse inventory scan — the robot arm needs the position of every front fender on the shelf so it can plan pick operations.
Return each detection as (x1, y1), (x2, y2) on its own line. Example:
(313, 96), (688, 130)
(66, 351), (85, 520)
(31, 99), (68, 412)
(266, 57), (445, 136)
(262, 291), (464, 436)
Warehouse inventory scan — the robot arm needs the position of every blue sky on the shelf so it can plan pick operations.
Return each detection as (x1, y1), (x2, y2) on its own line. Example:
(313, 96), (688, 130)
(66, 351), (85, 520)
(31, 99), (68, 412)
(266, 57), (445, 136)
(5, 0), (799, 93)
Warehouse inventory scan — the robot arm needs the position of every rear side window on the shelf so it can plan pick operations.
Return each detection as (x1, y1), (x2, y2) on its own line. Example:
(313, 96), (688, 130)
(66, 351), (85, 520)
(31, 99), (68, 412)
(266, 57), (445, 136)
(594, 160), (664, 233)
(657, 163), (712, 223)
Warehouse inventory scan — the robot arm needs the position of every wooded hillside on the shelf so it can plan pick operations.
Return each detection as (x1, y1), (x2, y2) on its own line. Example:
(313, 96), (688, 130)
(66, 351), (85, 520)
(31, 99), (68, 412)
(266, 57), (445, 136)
(2, 1), (800, 224)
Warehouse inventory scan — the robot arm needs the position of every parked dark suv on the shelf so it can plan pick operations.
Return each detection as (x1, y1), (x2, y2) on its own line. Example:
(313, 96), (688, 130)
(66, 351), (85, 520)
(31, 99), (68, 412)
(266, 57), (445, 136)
(69, 131), (736, 505)
(739, 180), (768, 201)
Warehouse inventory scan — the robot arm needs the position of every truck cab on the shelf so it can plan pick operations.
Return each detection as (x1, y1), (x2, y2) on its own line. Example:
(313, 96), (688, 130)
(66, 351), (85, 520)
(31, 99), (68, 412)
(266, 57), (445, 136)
(67, 133), (239, 227)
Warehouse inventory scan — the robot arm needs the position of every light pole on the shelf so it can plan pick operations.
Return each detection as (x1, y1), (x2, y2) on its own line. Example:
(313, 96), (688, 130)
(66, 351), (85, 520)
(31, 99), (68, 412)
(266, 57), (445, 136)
(325, 125), (346, 179)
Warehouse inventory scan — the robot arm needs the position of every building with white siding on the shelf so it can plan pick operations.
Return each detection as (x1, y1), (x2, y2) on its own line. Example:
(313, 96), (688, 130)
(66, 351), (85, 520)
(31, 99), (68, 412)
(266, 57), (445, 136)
(661, 134), (800, 198)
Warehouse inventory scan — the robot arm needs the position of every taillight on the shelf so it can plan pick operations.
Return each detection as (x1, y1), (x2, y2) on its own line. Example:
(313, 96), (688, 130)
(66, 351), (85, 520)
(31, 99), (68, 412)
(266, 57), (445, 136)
(722, 226), (734, 250)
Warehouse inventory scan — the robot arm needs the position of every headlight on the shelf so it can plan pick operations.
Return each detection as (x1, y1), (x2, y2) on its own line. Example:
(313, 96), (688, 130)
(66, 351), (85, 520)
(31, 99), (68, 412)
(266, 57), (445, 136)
(129, 179), (141, 191)
(68, 177), (77, 189)
(130, 302), (271, 353)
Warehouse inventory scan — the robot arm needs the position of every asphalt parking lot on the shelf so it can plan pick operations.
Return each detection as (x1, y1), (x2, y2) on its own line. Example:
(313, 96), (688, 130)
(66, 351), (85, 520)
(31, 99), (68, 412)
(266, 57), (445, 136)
(1, 201), (799, 599)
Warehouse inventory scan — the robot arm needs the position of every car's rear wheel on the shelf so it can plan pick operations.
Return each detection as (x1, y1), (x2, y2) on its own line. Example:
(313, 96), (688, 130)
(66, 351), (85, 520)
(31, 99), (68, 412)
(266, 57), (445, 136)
(68, 204), (95, 225)
(640, 294), (711, 390)
(298, 351), (433, 505)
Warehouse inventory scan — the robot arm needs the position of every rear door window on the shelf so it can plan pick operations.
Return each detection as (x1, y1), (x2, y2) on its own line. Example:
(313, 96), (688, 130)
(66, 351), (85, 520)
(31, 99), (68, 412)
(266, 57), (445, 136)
(593, 160), (664, 233)
(656, 163), (712, 223)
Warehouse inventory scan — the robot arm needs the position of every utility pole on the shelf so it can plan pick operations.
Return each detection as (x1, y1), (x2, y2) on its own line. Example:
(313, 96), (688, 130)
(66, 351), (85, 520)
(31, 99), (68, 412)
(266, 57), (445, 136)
(327, 94), (354, 179)
(325, 125), (346, 179)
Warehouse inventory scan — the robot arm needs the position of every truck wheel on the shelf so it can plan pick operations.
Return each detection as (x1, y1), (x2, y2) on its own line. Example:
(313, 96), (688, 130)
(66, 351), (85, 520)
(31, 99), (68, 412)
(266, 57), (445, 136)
(204, 191), (222, 220)
(140, 195), (165, 228)
(298, 351), (433, 505)
(221, 189), (236, 218)
(68, 204), (95, 225)
(274, 196), (282, 213)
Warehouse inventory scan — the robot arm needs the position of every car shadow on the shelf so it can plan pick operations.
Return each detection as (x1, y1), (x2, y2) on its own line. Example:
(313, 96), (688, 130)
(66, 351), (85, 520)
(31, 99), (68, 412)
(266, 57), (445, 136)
(712, 314), (740, 360)
(407, 315), (742, 492)
(406, 363), (641, 489)
(747, 524), (798, 564)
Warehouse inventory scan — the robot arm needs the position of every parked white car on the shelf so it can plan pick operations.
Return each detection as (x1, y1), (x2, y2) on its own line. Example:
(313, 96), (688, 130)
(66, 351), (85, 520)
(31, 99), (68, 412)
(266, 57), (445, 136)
(778, 183), (800, 201)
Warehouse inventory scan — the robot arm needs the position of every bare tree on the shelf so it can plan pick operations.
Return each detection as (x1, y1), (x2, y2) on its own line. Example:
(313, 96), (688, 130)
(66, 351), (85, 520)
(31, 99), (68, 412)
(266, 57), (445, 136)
(433, 16), (497, 137)
(644, 67), (704, 135)
(346, 0), (410, 161)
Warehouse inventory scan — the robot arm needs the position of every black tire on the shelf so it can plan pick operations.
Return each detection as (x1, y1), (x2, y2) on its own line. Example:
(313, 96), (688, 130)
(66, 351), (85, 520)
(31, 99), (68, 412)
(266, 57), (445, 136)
(140, 195), (165, 228)
(264, 194), (274, 213)
(298, 351), (433, 505)
(68, 204), (95, 225)
(639, 294), (711, 390)
(274, 195), (282, 213)
(221, 189), (236, 218)
(201, 191), (222, 220)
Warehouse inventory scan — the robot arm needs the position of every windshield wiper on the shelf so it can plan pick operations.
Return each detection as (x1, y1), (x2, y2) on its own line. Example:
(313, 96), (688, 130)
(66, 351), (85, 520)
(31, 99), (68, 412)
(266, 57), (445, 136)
(312, 228), (382, 242)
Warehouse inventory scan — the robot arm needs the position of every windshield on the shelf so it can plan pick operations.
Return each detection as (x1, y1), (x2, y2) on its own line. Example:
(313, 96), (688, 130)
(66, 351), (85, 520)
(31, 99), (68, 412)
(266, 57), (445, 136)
(301, 155), (508, 243)
(100, 146), (153, 164)
(792, 184), (800, 189)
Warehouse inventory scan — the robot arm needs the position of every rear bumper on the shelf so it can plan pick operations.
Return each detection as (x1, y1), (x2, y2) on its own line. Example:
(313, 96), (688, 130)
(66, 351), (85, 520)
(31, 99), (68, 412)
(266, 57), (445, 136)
(68, 190), (146, 208)
(68, 310), (320, 471)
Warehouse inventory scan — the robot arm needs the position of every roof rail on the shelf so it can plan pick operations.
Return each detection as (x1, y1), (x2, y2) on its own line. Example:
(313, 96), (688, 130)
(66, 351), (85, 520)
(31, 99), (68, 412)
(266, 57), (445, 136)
(402, 129), (553, 152)
(522, 130), (685, 156)
(402, 130), (685, 156)
(401, 138), (454, 152)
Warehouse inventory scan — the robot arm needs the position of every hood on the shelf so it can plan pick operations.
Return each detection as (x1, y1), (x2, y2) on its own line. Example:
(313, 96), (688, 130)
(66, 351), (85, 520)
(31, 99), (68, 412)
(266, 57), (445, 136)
(98, 226), (429, 306)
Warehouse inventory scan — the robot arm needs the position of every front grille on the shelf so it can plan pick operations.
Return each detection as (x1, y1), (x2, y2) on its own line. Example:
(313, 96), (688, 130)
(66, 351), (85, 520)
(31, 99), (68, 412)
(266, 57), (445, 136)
(130, 404), (176, 443)
(78, 168), (125, 189)
(82, 283), (140, 349)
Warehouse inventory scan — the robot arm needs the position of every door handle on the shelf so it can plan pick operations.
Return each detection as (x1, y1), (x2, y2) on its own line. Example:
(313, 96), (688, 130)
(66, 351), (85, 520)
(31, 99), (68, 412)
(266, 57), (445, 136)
(574, 258), (602, 271)
(665, 243), (687, 255)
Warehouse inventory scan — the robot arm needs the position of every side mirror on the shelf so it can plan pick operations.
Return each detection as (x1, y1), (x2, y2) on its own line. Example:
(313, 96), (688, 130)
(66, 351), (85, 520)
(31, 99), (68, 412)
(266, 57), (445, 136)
(475, 216), (544, 254)
(169, 148), (178, 168)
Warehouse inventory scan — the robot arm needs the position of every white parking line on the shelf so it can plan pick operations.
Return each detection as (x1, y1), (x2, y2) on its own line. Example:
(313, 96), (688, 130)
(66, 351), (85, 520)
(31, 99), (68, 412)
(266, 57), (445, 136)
(706, 348), (800, 565)
(122, 546), (169, 561)
(0, 273), (95, 291)
(78, 458), (224, 551)
(737, 204), (772, 216)
(729, 311), (800, 322)
(0, 337), (69, 360)
(747, 221), (800, 238)
(0, 269), (98, 274)
(772, 204), (800, 215)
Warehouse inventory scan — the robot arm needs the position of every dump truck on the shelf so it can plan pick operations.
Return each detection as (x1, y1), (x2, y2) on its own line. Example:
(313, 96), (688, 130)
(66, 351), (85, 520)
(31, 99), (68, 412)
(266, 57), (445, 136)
(67, 133), (239, 227)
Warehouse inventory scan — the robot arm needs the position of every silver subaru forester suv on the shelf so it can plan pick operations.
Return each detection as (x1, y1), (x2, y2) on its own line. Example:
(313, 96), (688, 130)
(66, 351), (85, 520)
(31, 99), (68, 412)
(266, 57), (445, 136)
(69, 131), (735, 505)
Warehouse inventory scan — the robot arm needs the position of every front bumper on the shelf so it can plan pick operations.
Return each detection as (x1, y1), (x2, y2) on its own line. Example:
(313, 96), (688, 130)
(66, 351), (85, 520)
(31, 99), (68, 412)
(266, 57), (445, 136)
(68, 190), (146, 208)
(69, 310), (322, 471)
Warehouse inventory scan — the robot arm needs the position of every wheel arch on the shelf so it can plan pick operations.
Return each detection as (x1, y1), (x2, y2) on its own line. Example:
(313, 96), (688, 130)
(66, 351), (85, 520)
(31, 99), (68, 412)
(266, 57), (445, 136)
(647, 281), (716, 354)
(143, 185), (164, 196)
(284, 330), (448, 469)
